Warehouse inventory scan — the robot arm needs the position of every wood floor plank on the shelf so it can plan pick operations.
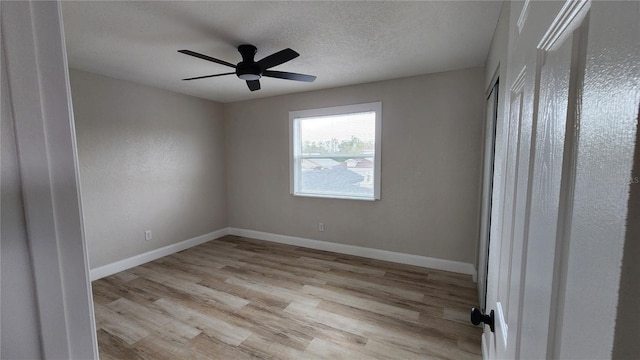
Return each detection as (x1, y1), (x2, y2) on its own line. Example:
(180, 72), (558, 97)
(111, 270), (139, 283)
(169, 251), (228, 270)
(107, 298), (201, 345)
(236, 260), (329, 287)
(134, 335), (212, 360)
(443, 306), (477, 325)
(417, 338), (483, 360)
(319, 281), (445, 319)
(225, 275), (321, 307)
(236, 241), (339, 262)
(363, 337), (441, 360)
(316, 270), (424, 302)
(152, 298), (252, 347)
(239, 302), (366, 352)
(252, 252), (334, 272)
(283, 300), (374, 339)
(219, 264), (310, 292)
(285, 300), (459, 357)
(417, 313), (483, 339)
(96, 277), (159, 306)
(161, 273), (250, 310)
(301, 284), (421, 322)
(237, 333), (305, 360)
(94, 303), (150, 345)
(187, 333), (261, 360)
(298, 256), (387, 276)
(92, 281), (125, 305)
(198, 276), (291, 310)
(96, 329), (145, 360)
(234, 304), (314, 351)
(316, 300), (457, 346)
(92, 235), (481, 359)
(458, 335), (483, 356)
(303, 337), (365, 359)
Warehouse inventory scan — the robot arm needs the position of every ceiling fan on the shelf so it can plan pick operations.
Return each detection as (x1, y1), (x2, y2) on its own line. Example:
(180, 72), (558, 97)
(178, 44), (316, 91)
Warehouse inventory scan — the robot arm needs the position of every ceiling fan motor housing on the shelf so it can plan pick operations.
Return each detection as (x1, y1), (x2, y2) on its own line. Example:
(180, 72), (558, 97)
(236, 44), (262, 80)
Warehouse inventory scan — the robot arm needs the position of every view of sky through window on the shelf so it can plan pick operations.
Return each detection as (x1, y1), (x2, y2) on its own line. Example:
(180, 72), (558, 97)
(299, 112), (375, 155)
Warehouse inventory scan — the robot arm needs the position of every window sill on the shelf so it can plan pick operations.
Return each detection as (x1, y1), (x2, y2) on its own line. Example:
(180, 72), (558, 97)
(292, 192), (378, 201)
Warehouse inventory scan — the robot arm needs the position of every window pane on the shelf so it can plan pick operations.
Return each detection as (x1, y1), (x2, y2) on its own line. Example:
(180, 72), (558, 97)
(297, 112), (375, 198)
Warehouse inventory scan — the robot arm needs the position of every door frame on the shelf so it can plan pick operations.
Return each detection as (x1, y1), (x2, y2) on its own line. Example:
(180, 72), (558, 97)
(1, 1), (98, 358)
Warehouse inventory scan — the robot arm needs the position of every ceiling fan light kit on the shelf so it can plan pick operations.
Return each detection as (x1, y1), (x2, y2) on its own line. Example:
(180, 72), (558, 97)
(178, 44), (316, 91)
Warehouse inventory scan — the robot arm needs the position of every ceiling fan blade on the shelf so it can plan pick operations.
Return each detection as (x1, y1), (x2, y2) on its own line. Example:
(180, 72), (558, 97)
(178, 50), (236, 68)
(247, 80), (261, 91)
(263, 70), (316, 82)
(182, 72), (235, 81)
(257, 48), (299, 70)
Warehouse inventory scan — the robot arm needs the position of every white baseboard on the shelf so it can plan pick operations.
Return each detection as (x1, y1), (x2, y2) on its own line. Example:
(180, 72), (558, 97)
(89, 228), (230, 281)
(228, 228), (477, 278)
(91, 227), (477, 281)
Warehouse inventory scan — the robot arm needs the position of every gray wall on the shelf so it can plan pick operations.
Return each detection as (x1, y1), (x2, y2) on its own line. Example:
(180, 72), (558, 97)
(70, 70), (227, 268)
(225, 68), (485, 264)
(1, 36), (43, 360)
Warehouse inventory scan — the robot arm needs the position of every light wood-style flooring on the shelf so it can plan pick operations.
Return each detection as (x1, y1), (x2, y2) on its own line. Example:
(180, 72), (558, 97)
(92, 235), (482, 359)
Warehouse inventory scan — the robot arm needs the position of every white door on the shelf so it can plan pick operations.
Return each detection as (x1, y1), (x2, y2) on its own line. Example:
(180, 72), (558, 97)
(482, 1), (639, 359)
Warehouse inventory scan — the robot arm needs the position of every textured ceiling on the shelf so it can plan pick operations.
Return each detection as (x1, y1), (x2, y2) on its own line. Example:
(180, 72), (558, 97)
(61, 1), (502, 103)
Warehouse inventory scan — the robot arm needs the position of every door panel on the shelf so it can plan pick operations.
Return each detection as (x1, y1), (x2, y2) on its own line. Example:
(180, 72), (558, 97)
(519, 14), (580, 359)
(494, 70), (526, 354)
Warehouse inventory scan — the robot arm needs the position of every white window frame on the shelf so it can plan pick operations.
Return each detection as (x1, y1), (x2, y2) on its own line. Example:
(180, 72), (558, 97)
(289, 102), (382, 201)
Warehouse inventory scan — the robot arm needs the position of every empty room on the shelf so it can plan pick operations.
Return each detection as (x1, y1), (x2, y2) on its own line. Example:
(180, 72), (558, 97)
(2, 1), (638, 359)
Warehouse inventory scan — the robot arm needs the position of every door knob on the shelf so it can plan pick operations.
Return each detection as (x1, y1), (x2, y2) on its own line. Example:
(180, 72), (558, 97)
(470, 307), (495, 332)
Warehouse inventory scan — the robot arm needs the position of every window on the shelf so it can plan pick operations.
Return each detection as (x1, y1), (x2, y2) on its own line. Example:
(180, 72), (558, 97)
(290, 102), (382, 200)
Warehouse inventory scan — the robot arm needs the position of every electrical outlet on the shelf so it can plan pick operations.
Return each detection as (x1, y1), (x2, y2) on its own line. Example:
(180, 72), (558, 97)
(318, 223), (325, 232)
(145, 230), (152, 241)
